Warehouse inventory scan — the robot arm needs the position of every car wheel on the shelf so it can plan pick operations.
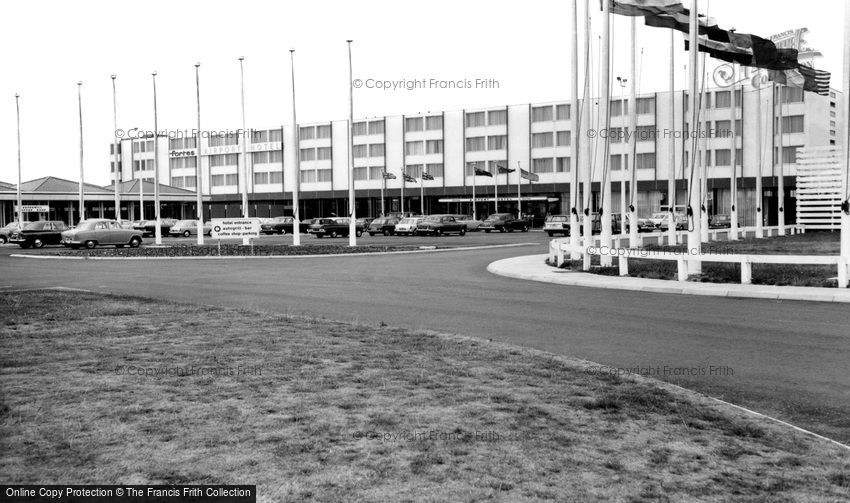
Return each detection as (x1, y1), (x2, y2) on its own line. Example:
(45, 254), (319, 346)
(484, 229), (491, 233)
(0, 236), (7, 244)
(459, 228), (466, 236)
(522, 225), (529, 232)
(383, 229), (390, 236)
(280, 229), (287, 235)
(32, 238), (44, 249)
(183, 230), (191, 237)
(330, 231), (338, 238)
(547, 231), (554, 237)
(129, 237), (141, 248)
(85, 240), (97, 249)
(499, 227), (506, 233)
(435, 229), (443, 237)
(356, 230), (363, 237)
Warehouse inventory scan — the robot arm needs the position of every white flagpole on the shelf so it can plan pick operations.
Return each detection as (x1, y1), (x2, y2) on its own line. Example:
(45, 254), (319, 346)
(15, 94), (23, 229)
(686, 0), (702, 274)
(517, 161), (522, 219)
(238, 57), (250, 245)
(628, 17), (639, 248)
(420, 176), (425, 215)
(347, 40), (357, 245)
(135, 140), (142, 221)
(777, 83), (786, 236)
(289, 50), (301, 245)
(599, 0), (612, 266)
(840, 1), (850, 287)
(472, 163), (477, 219)
(194, 63), (204, 245)
(700, 57), (710, 243)
(152, 73), (162, 245)
(77, 82), (85, 224)
(582, 0), (594, 269)
(569, 0), (580, 257)
(494, 169), (498, 214)
(111, 75), (121, 222)
(729, 64), (739, 241)
(667, 30), (677, 246)
(755, 77), (764, 238)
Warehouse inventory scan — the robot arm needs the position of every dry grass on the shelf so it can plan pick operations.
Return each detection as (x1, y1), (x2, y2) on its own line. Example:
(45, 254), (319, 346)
(1, 291), (848, 502)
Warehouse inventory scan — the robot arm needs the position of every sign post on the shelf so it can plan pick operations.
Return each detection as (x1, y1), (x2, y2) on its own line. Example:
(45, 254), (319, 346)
(210, 218), (261, 241)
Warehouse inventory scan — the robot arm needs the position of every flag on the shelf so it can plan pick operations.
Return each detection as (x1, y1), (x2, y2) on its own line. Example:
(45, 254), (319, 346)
(474, 168), (493, 178)
(422, 172), (435, 181)
(685, 33), (798, 71)
(606, 0), (685, 17)
(520, 169), (539, 182)
(497, 165), (516, 174)
(769, 65), (831, 96)
(643, 9), (724, 39)
(382, 171), (396, 180)
(403, 173), (416, 183)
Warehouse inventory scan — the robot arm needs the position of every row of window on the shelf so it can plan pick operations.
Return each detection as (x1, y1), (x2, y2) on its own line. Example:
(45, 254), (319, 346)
(465, 110), (508, 128)
(353, 144), (386, 158)
(608, 153), (657, 171)
(300, 147), (332, 161)
(466, 135), (507, 152)
(405, 116), (443, 132)
(299, 125), (332, 140)
(169, 138), (197, 150)
(134, 159), (154, 171)
(251, 129), (283, 143)
(253, 171), (284, 185)
(170, 176), (197, 188)
(169, 157), (197, 170)
(531, 131), (572, 148)
(211, 174), (239, 187)
(252, 150), (283, 164)
(299, 169), (333, 183)
(353, 120), (386, 136)
(405, 140), (443, 156)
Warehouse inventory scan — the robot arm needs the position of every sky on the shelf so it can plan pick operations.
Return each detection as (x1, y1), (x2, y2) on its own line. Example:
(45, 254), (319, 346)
(0, 0), (844, 186)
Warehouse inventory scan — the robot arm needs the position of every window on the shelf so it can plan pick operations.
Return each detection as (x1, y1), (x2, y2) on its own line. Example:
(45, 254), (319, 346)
(636, 125), (657, 142)
(316, 169), (332, 182)
(353, 144), (368, 158)
(370, 144), (385, 157)
(316, 125), (331, 139)
(354, 167), (368, 181)
(532, 132), (553, 148)
(556, 104), (570, 121)
(532, 106), (553, 122)
(532, 158), (554, 173)
(169, 137), (196, 149)
(269, 150), (282, 163)
(556, 157), (571, 173)
(466, 137), (485, 152)
(426, 116), (443, 130)
(775, 145), (800, 164)
(184, 176), (197, 188)
(405, 117), (424, 132)
(316, 147), (332, 160)
(252, 151), (269, 164)
(637, 97), (655, 114)
(300, 170), (316, 183)
(225, 174), (238, 185)
(209, 154), (238, 167)
(488, 135), (507, 150)
(556, 131), (571, 147)
(169, 156), (197, 170)
(209, 133), (238, 147)
(353, 122), (368, 136)
(715, 91), (731, 108)
(134, 159), (154, 172)
(488, 110), (507, 126)
(268, 129), (283, 142)
(781, 87), (804, 103)
(405, 141), (424, 156)
(299, 126), (315, 140)
(369, 166), (384, 179)
(426, 139), (443, 154)
(609, 127), (625, 143)
(635, 153), (656, 170)
(170, 176), (184, 188)
(253, 172), (269, 185)
(251, 130), (271, 143)
(269, 172), (282, 184)
(211, 174), (225, 187)
(610, 154), (623, 171)
(702, 93), (712, 109)
(405, 164), (423, 178)
(369, 121), (385, 135)
(465, 112), (485, 128)
(300, 148), (315, 161)
(714, 149), (731, 166)
(781, 115), (805, 134)
(611, 100), (627, 117)
(488, 160), (506, 172)
(426, 163), (444, 178)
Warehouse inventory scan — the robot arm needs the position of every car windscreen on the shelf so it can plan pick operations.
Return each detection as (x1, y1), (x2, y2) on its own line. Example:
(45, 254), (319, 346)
(425, 216), (442, 222)
(546, 216), (568, 222)
(23, 222), (46, 230)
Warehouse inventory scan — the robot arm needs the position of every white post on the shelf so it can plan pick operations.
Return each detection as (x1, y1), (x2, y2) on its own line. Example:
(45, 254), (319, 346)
(700, 58), (710, 243)
(111, 75), (121, 222)
(290, 49), (301, 245)
(777, 83), (786, 236)
(517, 161), (523, 229)
(152, 73), (162, 245)
(347, 40), (357, 246)
(841, 2), (850, 287)
(628, 18), (639, 249)
(686, 1), (702, 275)
(135, 142), (143, 221)
(755, 79), (764, 238)
(494, 170), (498, 214)
(15, 94), (23, 229)
(77, 82), (85, 224)
(194, 63), (204, 245)
(667, 30), (677, 246)
(569, 0), (581, 256)
(582, 0), (594, 270)
(599, 0), (613, 266)
(472, 163), (477, 220)
(238, 57), (250, 246)
(420, 177), (425, 215)
(730, 66), (739, 241)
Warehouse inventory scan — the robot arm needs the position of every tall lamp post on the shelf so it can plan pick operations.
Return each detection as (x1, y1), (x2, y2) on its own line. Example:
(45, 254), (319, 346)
(347, 40), (357, 246)
(15, 94), (23, 228)
(77, 81), (85, 223)
(111, 75), (121, 221)
(152, 72), (162, 245)
(616, 76), (628, 237)
(290, 49), (301, 245)
(194, 63), (204, 245)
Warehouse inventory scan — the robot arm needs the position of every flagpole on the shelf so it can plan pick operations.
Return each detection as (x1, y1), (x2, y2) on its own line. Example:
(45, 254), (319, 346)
(686, 0), (702, 274)
(517, 161), (522, 221)
(472, 162), (477, 220)
(152, 72), (162, 245)
(582, 0), (594, 270)
(628, 17), (639, 248)
(840, 1), (850, 288)
(135, 139), (142, 221)
(569, 0), (580, 257)
(667, 29), (677, 246)
(755, 76), (764, 238)
(420, 177), (424, 215)
(380, 174), (385, 216)
(494, 168), (498, 214)
(729, 64), (739, 241)
(346, 40), (357, 245)
(290, 49), (301, 245)
(776, 82), (786, 236)
(599, 0), (612, 266)
(77, 81), (85, 224)
(194, 63), (204, 245)
(15, 94), (23, 229)
(111, 75), (121, 222)
(700, 58), (710, 243)
(238, 57), (251, 246)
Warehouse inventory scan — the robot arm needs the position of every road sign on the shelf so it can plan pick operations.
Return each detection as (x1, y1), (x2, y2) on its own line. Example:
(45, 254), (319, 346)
(210, 218), (261, 239)
(15, 205), (50, 213)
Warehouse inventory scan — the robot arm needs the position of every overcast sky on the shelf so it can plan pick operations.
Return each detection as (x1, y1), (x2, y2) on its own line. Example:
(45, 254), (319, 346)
(0, 0), (843, 186)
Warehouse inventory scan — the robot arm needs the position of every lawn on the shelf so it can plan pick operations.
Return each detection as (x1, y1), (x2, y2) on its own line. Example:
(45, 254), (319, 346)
(1, 291), (848, 501)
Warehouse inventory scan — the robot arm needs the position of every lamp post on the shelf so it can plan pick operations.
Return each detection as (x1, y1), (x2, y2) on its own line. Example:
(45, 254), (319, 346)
(290, 49), (301, 245)
(617, 76), (628, 237)
(152, 72), (162, 245)
(194, 63), (204, 245)
(111, 75), (121, 221)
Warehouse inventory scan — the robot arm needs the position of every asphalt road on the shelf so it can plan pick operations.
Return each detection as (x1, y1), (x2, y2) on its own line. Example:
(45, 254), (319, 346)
(2, 233), (849, 443)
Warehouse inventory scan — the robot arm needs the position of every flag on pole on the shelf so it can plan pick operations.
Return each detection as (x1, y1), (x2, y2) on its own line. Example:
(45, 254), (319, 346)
(520, 168), (539, 182)
(382, 171), (397, 180)
(606, 0), (685, 17)
(769, 65), (831, 96)
(422, 172), (435, 180)
(403, 173), (416, 183)
(497, 165), (516, 174)
(474, 168), (493, 178)
(684, 34), (798, 71)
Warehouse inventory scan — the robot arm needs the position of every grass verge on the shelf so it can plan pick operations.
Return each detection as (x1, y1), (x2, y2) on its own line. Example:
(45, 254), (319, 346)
(1, 291), (848, 501)
(32, 244), (441, 258)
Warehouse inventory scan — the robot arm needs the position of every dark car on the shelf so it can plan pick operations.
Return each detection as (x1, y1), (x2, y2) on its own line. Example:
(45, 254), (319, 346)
(415, 215), (466, 236)
(367, 217), (400, 236)
(479, 213), (530, 233)
(309, 217), (363, 238)
(709, 214), (733, 229)
(261, 216), (296, 235)
(9, 220), (69, 248)
(135, 218), (178, 237)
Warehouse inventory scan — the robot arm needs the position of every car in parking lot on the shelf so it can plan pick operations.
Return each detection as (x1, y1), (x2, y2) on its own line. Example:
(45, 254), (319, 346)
(393, 217), (425, 236)
(168, 220), (212, 237)
(657, 212), (688, 231)
(624, 214), (657, 233)
(356, 217), (375, 230)
(709, 214), (735, 229)
(0, 222), (23, 244)
(543, 215), (571, 237)
(479, 213), (529, 233)
(8, 220), (69, 248)
(61, 219), (143, 249)
(260, 216), (296, 235)
(135, 218), (178, 237)
(415, 215), (466, 236)
(309, 217), (363, 238)
(453, 215), (483, 232)
(367, 217), (400, 236)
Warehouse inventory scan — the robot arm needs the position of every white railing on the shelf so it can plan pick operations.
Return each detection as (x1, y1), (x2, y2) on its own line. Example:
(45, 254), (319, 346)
(548, 227), (849, 288)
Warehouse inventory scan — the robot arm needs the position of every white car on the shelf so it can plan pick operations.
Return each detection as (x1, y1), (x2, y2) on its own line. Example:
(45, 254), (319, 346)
(394, 217), (424, 236)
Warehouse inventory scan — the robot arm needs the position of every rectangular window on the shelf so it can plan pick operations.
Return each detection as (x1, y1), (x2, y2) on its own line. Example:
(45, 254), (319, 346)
(353, 167), (368, 181)
(465, 112), (485, 128)
(426, 163), (444, 178)
(609, 127), (625, 143)
(370, 144), (385, 157)
(611, 100), (626, 117)
(715, 91), (731, 108)
(353, 144), (368, 158)
(353, 122), (368, 136)
(426, 139), (443, 154)
(466, 136), (485, 152)
(425, 115), (442, 130)
(531, 105), (553, 122)
(777, 145), (799, 164)
(253, 172), (269, 185)
(781, 115), (805, 134)
(269, 172), (283, 184)
(316, 125), (332, 139)
(532, 158), (554, 173)
(781, 87), (804, 103)
(636, 125), (657, 142)
(169, 137), (196, 149)
(251, 151), (270, 165)
(405, 164), (423, 178)
(170, 176), (184, 188)
(184, 176), (197, 188)
(169, 157), (197, 170)
(225, 174), (238, 185)
(405, 141), (424, 156)
(610, 154), (623, 171)
(369, 166), (384, 179)
(269, 150), (282, 163)
(369, 120), (385, 135)
(300, 170), (316, 183)
(300, 148), (315, 161)
(556, 104), (570, 121)
(636, 153), (656, 170)
(251, 130), (269, 143)
(488, 109), (507, 126)
(532, 132), (553, 148)
(211, 174), (225, 187)
(269, 129), (283, 142)
(556, 157), (571, 173)
(316, 147), (332, 160)
(299, 126), (315, 140)
(556, 131), (571, 147)
(637, 97), (655, 114)
(405, 117), (424, 132)
(714, 149), (731, 166)
(488, 135), (507, 150)
(316, 169), (332, 182)
(209, 154), (238, 167)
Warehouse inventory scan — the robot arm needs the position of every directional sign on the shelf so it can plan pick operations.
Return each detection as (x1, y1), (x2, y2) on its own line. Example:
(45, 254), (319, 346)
(210, 218), (261, 239)
(15, 205), (50, 213)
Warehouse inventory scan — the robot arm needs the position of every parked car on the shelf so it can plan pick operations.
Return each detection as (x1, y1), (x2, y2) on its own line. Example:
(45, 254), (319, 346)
(479, 213), (530, 233)
(169, 219), (212, 237)
(455, 215), (483, 232)
(62, 219), (143, 249)
(709, 214), (734, 229)
(0, 222), (23, 244)
(394, 217), (425, 236)
(543, 215), (571, 237)
(309, 217), (363, 238)
(367, 217), (400, 236)
(415, 215), (466, 236)
(135, 218), (178, 237)
(356, 217), (375, 230)
(260, 216), (296, 235)
(657, 212), (688, 231)
(646, 212), (670, 229)
(624, 214), (657, 233)
(9, 220), (69, 248)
